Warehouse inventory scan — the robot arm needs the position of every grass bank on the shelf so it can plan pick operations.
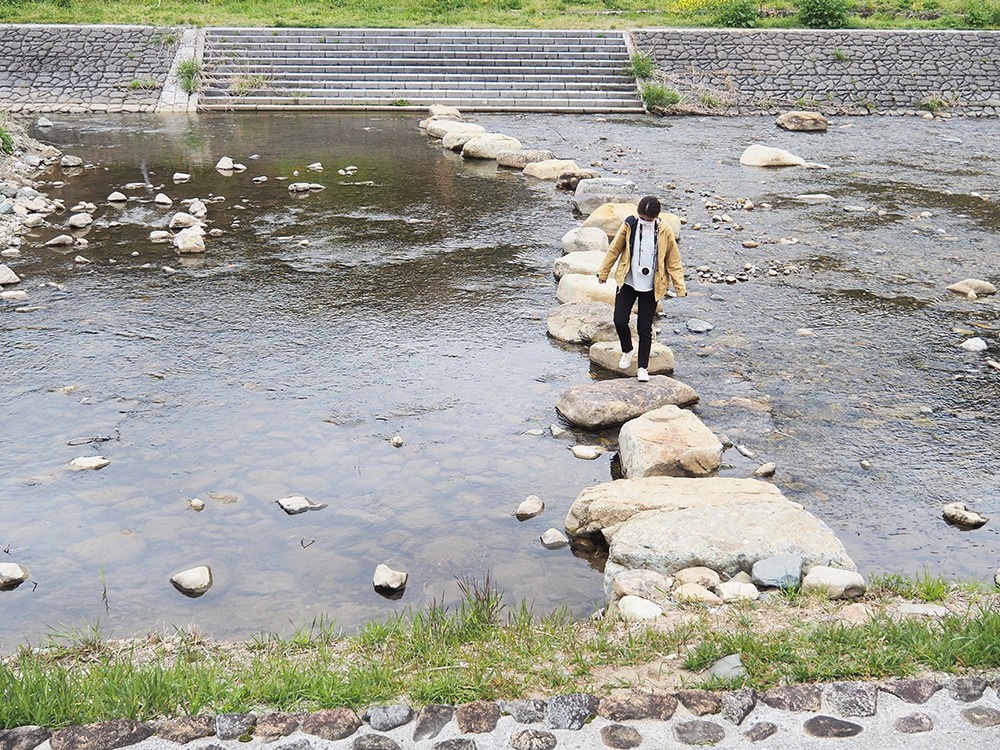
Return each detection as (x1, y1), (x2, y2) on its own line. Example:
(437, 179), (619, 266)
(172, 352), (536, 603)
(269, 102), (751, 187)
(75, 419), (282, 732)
(0, 0), (998, 29)
(2, 575), (999, 730)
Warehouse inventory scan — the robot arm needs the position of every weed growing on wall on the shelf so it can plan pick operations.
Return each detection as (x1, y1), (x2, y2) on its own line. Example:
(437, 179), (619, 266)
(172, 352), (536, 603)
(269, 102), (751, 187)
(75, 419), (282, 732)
(717, 0), (759, 27)
(624, 51), (654, 79)
(798, 0), (852, 27)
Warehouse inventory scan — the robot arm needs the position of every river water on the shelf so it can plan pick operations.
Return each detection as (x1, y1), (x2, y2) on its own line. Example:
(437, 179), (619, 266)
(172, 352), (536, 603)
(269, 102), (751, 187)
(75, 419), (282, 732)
(1, 112), (998, 649)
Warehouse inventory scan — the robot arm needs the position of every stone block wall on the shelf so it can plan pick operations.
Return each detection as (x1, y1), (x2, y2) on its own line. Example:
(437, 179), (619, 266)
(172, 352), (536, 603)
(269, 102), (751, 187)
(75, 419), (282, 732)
(631, 29), (1000, 115)
(0, 25), (180, 113)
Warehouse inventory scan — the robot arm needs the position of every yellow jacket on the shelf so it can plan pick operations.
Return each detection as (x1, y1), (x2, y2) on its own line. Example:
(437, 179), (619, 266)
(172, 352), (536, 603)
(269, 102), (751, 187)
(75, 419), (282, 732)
(597, 218), (686, 300)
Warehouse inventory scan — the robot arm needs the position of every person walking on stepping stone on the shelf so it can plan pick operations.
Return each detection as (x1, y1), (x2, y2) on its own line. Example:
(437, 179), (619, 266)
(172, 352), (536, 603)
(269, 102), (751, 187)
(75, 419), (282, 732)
(597, 195), (686, 382)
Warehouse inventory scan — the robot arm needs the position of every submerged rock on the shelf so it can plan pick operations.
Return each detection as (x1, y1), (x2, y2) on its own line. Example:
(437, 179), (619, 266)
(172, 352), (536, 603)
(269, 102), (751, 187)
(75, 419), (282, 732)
(276, 495), (328, 515)
(739, 144), (806, 167)
(947, 278), (996, 296)
(0, 264), (20, 285)
(776, 111), (829, 132)
(68, 455), (110, 470)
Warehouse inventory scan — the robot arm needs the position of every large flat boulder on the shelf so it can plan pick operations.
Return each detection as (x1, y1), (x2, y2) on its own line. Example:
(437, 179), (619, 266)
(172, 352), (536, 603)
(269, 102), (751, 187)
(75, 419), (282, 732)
(582, 203), (682, 240)
(547, 302), (635, 345)
(554, 250), (605, 280)
(561, 226), (610, 255)
(496, 149), (556, 168)
(524, 159), (580, 180)
(426, 120), (484, 139)
(739, 144), (805, 167)
(556, 376), (698, 429)
(556, 273), (616, 306)
(618, 405), (722, 478)
(462, 133), (522, 160)
(589, 340), (674, 376)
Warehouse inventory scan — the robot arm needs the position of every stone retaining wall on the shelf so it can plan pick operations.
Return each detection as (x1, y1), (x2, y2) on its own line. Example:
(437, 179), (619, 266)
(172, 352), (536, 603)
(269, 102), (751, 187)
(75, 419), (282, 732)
(630, 28), (1000, 115)
(0, 25), (180, 113)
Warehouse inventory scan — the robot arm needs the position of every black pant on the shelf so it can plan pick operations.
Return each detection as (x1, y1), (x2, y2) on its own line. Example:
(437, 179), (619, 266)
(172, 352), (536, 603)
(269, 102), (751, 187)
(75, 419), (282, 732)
(614, 283), (656, 369)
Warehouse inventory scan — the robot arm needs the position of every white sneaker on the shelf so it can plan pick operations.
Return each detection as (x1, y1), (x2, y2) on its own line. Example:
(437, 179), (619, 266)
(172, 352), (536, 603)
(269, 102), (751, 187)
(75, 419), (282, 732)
(637, 367), (650, 382)
(618, 350), (634, 369)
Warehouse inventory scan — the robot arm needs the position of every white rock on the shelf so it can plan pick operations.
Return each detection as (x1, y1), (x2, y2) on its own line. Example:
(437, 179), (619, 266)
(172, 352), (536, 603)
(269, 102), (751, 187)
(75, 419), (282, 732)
(794, 194), (835, 204)
(947, 278), (996, 296)
(73, 255), (91, 264)
(37, 117), (54, 128)
(306, 162), (323, 171)
(581, 202), (638, 237)
(425, 120), (484, 139)
(390, 435), (404, 447)
(754, 462), (777, 477)
(67, 213), (93, 228)
(739, 144), (806, 167)
(556, 273), (617, 306)
(60, 155), (83, 168)
(373, 563), (408, 590)
(69, 455), (110, 470)
(553, 250), (605, 280)
(154, 193), (173, 206)
(442, 128), (486, 152)
(0, 264), (20, 286)
(170, 565), (213, 596)
(287, 182), (313, 193)
(617, 405), (722, 478)
(960, 337), (988, 352)
(674, 582), (723, 606)
(801, 566), (867, 599)
(0, 563), (30, 589)
(173, 227), (206, 254)
(561, 226), (610, 255)
(462, 133), (523, 160)
(188, 498), (205, 511)
(716, 580), (760, 602)
(429, 104), (462, 118)
(23, 214), (45, 228)
(516, 494), (545, 519)
(617, 595), (663, 621)
(172, 172), (191, 182)
(169, 212), (201, 229)
(276, 495), (328, 515)
(674, 566), (721, 589)
(571, 445), (603, 460)
(216, 157), (235, 171)
(1, 290), (28, 301)
(149, 230), (172, 243)
(899, 603), (948, 617)
(942, 502), (988, 528)
(540, 528), (570, 548)
(74, 238), (89, 249)
(523, 159), (580, 180)
(188, 199), (208, 219)
(107, 191), (127, 202)
(612, 569), (673, 601)
(232, 163), (247, 172)
(252, 176), (268, 184)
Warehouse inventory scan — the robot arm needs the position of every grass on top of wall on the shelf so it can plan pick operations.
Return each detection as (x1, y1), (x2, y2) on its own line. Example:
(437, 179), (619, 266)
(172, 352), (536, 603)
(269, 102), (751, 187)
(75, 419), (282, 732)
(0, 0), (998, 29)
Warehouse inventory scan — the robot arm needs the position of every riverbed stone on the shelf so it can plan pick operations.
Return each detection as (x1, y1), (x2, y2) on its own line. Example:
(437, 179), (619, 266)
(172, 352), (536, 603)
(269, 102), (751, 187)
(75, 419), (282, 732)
(942, 502), (988, 528)
(948, 676), (988, 702)
(455, 701), (500, 733)
(721, 688), (756, 725)
(152, 716), (215, 743)
(803, 716), (863, 738)
(254, 713), (300, 740)
(51, 720), (153, 750)
(0, 726), (51, 750)
(752, 553), (804, 589)
(947, 278), (996, 296)
(500, 699), (546, 724)
(776, 111), (828, 131)
(556, 272), (616, 306)
(676, 690), (722, 716)
(801, 565), (867, 599)
(742, 722), (777, 742)
(373, 564), (407, 591)
(68, 212), (93, 228)
(60, 155), (83, 168)
(562, 225), (610, 255)
(959, 337), (987, 352)
(301, 709), (362, 741)
(462, 133), (522, 160)
(546, 694), (599, 730)
(509, 729), (557, 750)
(617, 594), (662, 621)
(823, 681), (877, 717)
(364, 705), (413, 731)
(69, 455), (110, 470)
(589, 341), (675, 376)
(412, 705), (453, 740)
(516, 495), (545, 519)
(961, 706), (1000, 727)
(611, 569), (672, 601)
(599, 724), (641, 749)
(553, 249), (605, 279)
(674, 582), (722, 606)
(276, 495), (328, 515)
(739, 144), (805, 167)
(547, 301), (629, 345)
(715, 581), (759, 602)
(599, 693), (677, 721)
(541, 528), (570, 548)
(169, 211), (201, 229)
(892, 712), (934, 734)
(495, 149), (556, 168)
(581, 202), (638, 237)
(523, 159), (580, 180)
(673, 720), (724, 745)
(761, 685), (822, 712)
(170, 565), (212, 596)
(555, 376), (699, 429)
(0, 264), (19, 285)
(425, 120), (483, 139)
(441, 129), (484, 152)
(45, 234), (74, 246)
(618, 405), (722, 478)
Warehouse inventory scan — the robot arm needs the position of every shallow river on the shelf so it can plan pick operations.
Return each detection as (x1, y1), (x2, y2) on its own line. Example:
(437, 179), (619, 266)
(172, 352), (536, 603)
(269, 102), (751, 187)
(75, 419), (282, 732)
(2, 112), (998, 649)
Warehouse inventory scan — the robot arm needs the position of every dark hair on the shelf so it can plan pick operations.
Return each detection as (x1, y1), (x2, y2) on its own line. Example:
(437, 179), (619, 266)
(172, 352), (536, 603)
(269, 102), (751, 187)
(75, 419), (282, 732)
(637, 195), (661, 218)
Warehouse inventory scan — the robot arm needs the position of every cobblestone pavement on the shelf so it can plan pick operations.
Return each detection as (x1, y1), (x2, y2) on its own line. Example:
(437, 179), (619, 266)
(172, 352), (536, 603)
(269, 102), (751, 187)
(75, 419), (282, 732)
(4, 678), (1000, 750)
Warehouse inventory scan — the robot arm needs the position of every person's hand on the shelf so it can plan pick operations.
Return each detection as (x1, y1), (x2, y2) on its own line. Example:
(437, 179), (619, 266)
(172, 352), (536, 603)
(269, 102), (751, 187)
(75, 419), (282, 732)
(597, 275), (606, 284)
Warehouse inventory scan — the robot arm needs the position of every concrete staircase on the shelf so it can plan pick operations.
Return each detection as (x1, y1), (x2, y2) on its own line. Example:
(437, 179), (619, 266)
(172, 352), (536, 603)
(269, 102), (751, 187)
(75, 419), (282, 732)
(199, 28), (643, 113)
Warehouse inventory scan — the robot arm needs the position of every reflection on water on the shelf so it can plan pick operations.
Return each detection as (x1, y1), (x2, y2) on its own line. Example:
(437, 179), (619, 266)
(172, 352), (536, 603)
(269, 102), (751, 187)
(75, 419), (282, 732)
(2, 112), (999, 649)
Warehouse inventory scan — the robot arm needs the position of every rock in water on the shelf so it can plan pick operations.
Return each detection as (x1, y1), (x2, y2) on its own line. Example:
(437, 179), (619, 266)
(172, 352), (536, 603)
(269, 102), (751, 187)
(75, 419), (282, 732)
(516, 495), (545, 519)
(373, 564), (408, 591)
(67, 213), (93, 228)
(556, 376), (699, 429)
(523, 159), (581, 180)
(947, 278), (996, 296)
(540, 528), (570, 548)
(107, 191), (127, 202)
(461, 133), (523, 160)
(0, 264), (20, 286)
(170, 565), (213, 596)
(69, 456), (111, 470)
(739, 144), (806, 167)
(0, 562), (30, 589)
(561, 226), (610, 255)
(775, 111), (828, 132)
(154, 193), (173, 206)
(617, 405), (723, 478)
(276, 495), (328, 515)
(173, 227), (206, 254)
(960, 337), (988, 352)
(216, 157), (235, 171)
(942, 502), (988, 529)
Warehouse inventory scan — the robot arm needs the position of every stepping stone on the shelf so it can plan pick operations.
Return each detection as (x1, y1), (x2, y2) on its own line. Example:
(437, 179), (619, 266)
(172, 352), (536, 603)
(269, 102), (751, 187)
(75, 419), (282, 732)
(894, 713), (934, 733)
(600, 724), (642, 749)
(555, 376), (698, 429)
(510, 729), (557, 750)
(673, 720), (725, 745)
(803, 716), (863, 738)
(412, 705), (452, 741)
(546, 694), (598, 730)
